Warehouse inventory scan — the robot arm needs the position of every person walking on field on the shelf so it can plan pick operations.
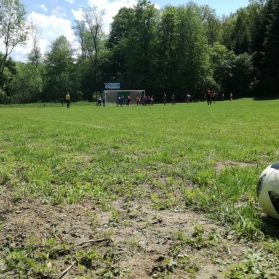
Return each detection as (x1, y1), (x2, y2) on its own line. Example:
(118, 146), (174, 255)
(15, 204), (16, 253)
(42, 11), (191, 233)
(136, 96), (140, 105)
(150, 95), (154, 105)
(212, 92), (216, 104)
(230, 92), (233, 101)
(127, 95), (131, 106)
(186, 94), (191, 104)
(65, 92), (70, 108)
(163, 93), (167, 105)
(147, 95), (151, 105)
(205, 89), (212, 105)
(98, 95), (102, 106)
(117, 95), (122, 106)
(172, 93), (176, 105)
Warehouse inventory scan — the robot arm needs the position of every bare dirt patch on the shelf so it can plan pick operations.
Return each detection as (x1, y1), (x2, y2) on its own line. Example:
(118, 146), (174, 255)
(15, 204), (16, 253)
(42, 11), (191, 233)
(0, 188), (264, 279)
(214, 160), (257, 173)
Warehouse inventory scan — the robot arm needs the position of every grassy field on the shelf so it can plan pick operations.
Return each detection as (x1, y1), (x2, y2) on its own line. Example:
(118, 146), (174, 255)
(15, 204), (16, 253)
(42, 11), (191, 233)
(1, 99), (279, 278)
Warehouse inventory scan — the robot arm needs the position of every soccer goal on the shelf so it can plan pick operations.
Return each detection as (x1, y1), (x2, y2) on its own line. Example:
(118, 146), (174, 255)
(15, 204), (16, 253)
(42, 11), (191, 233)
(103, 90), (145, 105)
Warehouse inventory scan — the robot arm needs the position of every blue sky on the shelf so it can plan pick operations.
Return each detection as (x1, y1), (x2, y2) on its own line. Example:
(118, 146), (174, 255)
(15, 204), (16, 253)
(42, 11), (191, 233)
(2, 0), (249, 61)
(157, 0), (249, 15)
(21, 0), (249, 19)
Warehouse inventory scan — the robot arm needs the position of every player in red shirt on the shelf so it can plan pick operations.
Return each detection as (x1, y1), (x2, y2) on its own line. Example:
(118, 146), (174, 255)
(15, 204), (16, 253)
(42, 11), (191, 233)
(205, 89), (212, 105)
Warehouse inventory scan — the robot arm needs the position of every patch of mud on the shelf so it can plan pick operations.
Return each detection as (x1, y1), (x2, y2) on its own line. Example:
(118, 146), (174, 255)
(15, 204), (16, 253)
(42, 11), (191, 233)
(214, 160), (257, 173)
(0, 190), (261, 279)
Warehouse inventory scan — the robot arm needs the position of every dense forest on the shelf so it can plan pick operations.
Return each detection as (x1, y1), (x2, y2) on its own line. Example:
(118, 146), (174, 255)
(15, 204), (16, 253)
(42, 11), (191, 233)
(0, 0), (279, 104)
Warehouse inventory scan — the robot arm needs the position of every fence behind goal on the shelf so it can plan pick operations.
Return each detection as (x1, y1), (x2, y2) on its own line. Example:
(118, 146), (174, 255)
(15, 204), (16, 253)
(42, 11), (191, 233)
(103, 90), (145, 105)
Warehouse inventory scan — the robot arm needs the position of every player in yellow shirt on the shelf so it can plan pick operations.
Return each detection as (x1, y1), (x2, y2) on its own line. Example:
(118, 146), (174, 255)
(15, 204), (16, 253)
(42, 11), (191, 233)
(65, 92), (70, 108)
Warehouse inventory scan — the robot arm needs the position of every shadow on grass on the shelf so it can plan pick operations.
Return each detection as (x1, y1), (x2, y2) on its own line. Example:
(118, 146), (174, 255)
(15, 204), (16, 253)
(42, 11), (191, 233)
(260, 215), (279, 239)
(253, 96), (279, 101)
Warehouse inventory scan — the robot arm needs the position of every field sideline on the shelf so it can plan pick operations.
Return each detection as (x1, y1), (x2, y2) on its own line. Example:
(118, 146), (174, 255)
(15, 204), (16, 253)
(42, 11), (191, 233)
(1, 99), (279, 278)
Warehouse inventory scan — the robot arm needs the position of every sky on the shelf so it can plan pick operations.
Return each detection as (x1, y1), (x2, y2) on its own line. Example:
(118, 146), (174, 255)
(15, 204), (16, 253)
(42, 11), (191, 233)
(1, 0), (249, 62)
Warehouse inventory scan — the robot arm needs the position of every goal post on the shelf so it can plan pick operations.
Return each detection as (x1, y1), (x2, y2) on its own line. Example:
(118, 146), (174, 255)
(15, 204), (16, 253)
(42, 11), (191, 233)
(103, 90), (145, 105)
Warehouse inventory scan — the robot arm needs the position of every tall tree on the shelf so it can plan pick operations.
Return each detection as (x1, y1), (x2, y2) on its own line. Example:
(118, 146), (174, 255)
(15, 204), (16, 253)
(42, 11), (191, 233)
(220, 15), (237, 51)
(27, 18), (42, 67)
(81, 6), (105, 94)
(200, 5), (222, 46)
(8, 62), (43, 103)
(72, 20), (92, 60)
(249, 0), (267, 70)
(233, 8), (251, 54)
(156, 5), (181, 93)
(175, 4), (211, 94)
(264, 0), (279, 93)
(222, 7), (253, 55)
(105, 7), (135, 77)
(44, 35), (74, 101)
(0, 0), (28, 87)
(124, 0), (160, 91)
(209, 42), (236, 93)
(0, 53), (16, 99)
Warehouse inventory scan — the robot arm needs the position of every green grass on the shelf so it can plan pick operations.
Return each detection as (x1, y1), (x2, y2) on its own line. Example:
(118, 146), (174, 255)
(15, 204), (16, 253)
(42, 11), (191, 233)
(1, 99), (279, 235)
(2, 99), (279, 278)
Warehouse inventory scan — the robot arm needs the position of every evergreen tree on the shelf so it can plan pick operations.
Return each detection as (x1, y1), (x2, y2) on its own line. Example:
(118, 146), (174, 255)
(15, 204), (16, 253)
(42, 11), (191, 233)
(264, 0), (279, 93)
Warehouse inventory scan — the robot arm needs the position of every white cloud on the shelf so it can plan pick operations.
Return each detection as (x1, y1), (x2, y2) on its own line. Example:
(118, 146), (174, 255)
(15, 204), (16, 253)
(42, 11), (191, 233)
(65, 0), (75, 3)
(37, 4), (47, 12)
(52, 6), (68, 18)
(2, 12), (79, 62)
(71, 0), (139, 34)
(1, 0), (161, 62)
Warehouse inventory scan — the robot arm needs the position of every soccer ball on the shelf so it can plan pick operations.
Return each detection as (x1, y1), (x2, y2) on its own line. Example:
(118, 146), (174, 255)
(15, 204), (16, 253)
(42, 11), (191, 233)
(257, 162), (279, 219)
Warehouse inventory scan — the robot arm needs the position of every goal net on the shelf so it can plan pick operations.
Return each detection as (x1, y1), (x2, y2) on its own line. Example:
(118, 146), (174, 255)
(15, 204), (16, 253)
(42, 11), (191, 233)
(103, 90), (145, 105)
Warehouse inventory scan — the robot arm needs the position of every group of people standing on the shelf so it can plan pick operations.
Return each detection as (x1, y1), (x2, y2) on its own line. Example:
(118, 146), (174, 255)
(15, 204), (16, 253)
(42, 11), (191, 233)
(205, 89), (216, 105)
(118, 95), (155, 106)
(141, 95), (154, 105)
(117, 95), (132, 106)
(98, 95), (106, 106)
(65, 90), (233, 107)
(205, 89), (233, 104)
(163, 93), (177, 105)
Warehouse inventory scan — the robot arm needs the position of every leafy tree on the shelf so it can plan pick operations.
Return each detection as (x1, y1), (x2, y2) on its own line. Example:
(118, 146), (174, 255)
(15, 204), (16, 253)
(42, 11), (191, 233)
(8, 62), (43, 103)
(233, 9), (251, 54)
(0, 53), (16, 101)
(72, 20), (93, 60)
(156, 5), (181, 95)
(264, 0), (279, 93)
(200, 5), (222, 46)
(213, 51), (255, 97)
(27, 18), (42, 67)
(105, 7), (135, 77)
(74, 57), (95, 101)
(209, 42), (236, 93)
(220, 15), (237, 51)
(231, 53), (255, 96)
(123, 0), (160, 91)
(248, 0), (278, 95)
(0, 0), (28, 87)
(249, 0), (268, 70)
(175, 4), (211, 95)
(81, 5), (105, 95)
(44, 35), (74, 102)
(221, 8), (251, 55)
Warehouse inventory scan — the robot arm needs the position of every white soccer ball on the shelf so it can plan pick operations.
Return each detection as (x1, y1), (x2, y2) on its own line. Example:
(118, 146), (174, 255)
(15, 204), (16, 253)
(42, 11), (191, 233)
(257, 162), (279, 219)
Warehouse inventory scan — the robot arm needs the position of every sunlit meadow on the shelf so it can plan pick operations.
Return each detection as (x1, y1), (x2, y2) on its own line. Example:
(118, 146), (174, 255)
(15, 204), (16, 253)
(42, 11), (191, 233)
(1, 99), (279, 236)
(1, 99), (279, 278)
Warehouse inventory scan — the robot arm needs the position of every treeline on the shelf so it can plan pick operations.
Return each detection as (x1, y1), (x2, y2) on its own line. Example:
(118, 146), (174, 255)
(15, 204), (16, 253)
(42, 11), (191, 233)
(0, 0), (279, 104)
